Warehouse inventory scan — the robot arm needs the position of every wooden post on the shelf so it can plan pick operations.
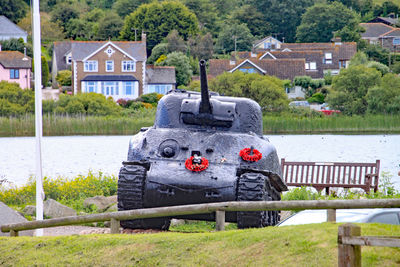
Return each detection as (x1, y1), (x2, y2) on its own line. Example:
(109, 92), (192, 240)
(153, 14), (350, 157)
(110, 218), (120, 234)
(10, 229), (18, 237)
(327, 209), (336, 222)
(215, 210), (225, 231)
(338, 223), (361, 267)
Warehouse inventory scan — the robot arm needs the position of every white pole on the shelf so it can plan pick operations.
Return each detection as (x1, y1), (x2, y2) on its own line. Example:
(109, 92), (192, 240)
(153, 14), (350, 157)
(32, 0), (44, 237)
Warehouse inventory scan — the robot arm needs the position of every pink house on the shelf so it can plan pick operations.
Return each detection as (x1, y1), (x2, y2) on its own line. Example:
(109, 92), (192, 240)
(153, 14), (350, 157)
(0, 50), (32, 89)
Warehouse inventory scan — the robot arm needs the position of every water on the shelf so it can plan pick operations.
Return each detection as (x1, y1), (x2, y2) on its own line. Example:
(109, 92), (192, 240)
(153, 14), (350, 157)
(0, 135), (399, 189)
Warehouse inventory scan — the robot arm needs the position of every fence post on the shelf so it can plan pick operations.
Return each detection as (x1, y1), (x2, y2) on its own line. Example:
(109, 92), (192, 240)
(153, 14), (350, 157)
(338, 223), (361, 267)
(10, 229), (18, 237)
(327, 209), (336, 222)
(110, 218), (120, 234)
(215, 210), (225, 231)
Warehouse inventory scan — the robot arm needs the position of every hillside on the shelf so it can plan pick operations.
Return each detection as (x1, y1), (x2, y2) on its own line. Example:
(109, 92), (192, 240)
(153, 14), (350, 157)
(0, 223), (399, 266)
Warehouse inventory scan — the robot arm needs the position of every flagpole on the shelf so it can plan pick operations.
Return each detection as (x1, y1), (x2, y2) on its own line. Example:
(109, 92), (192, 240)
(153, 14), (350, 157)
(32, 0), (44, 237)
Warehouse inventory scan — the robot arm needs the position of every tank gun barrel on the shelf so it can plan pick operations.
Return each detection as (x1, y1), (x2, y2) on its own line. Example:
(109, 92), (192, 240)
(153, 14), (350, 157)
(199, 59), (212, 114)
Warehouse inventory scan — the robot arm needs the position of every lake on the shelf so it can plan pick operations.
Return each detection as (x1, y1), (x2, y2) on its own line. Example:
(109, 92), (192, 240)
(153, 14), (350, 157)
(1, 135), (399, 189)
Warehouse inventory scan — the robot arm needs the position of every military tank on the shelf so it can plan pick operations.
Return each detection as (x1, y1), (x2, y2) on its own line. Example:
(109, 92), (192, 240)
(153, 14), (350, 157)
(117, 60), (287, 229)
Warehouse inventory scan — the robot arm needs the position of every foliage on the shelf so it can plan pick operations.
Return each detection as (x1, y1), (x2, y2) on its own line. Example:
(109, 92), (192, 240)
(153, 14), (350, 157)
(187, 33), (214, 60)
(249, 0), (315, 43)
(96, 12), (123, 40)
(136, 92), (162, 106)
(156, 52), (192, 86)
(148, 43), (169, 64)
(56, 70), (72, 87)
(41, 56), (49, 87)
(112, 0), (149, 18)
(0, 0), (28, 23)
(367, 73), (400, 114)
(53, 93), (122, 116)
(215, 23), (254, 54)
(367, 61), (390, 76)
(18, 12), (65, 42)
(390, 61), (400, 74)
(50, 2), (80, 31)
(307, 92), (325, 104)
(0, 172), (117, 206)
(183, 0), (218, 34)
(0, 38), (33, 57)
(120, 1), (199, 52)
(282, 187), (319, 201)
(324, 71), (333, 85)
(230, 4), (269, 38)
(349, 51), (369, 66)
(166, 30), (186, 53)
(327, 65), (381, 115)
(363, 44), (390, 65)
(296, 2), (361, 43)
(294, 76), (324, 98)
(209, 72), (289, 112)
(0, 81), (34, 116)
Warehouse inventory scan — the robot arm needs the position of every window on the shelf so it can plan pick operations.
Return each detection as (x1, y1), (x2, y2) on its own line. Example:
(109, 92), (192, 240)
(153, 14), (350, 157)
(124, 82), (134, 95)
(369, 212), (400, 225)
(10, 69), (19, 79)
(86, 82), (97, 93)
(148, 84), (172, 94)
(84, 61), (98, 72)
(66, 55), (72, 65)
(305, 63), (310, 70)
(239, 68), (256, 73)
(263, 42), (271, 49)
(122, 61), (135, 72)
(339, 60), (347, 69)
(324, 53), (332, 64)
(309, 62), (316, 70)
(105, 61), (114, 72)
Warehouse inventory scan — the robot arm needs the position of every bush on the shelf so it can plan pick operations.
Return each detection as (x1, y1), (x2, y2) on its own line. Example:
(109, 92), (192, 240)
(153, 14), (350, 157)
(307, 92), (325, 104)
(367, 61), (390, 76)
(56, 70), (72, 86)
(0, 81), (34, 116)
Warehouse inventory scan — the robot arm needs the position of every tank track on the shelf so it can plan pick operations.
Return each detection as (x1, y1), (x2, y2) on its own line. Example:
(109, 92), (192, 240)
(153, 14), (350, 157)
(118, 165), (171, 230)
(237, 172), (281, 228)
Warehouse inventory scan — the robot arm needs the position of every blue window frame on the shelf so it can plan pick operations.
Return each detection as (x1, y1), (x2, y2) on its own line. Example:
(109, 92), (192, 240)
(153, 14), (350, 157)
(10, 69), (20, 79)
(124, 82), (134, 95)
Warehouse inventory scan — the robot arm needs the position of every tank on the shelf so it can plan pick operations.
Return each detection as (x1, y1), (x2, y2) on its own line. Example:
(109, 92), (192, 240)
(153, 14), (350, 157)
(117, 60), (287, 230)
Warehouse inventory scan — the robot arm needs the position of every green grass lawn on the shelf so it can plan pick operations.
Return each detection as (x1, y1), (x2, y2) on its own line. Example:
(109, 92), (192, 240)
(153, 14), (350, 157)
(0, 223), (399, 266)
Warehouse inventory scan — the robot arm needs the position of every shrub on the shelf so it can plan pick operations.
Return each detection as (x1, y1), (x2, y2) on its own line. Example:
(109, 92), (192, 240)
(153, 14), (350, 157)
(0, 81), (34, 116)
(307, 92), (325, 104)
(367, 61), (390, 76)
(56, 70), (72, 86)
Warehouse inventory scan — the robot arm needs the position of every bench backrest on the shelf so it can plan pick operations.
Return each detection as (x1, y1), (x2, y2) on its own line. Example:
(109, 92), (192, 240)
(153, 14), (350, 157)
(281, 159), (380, 188)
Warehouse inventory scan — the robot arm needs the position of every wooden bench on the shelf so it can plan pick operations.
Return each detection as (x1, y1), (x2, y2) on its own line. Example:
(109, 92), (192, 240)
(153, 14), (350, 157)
(281, 159), (380, 194)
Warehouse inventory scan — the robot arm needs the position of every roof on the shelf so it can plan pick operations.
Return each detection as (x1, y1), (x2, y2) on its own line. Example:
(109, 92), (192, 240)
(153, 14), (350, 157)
(0, 16), (27, 37)
(380, 28), (400, 37)
(70, 41), (146, 61)
(0, 51), (31, 68)
(368, 16), (399, 26)
(53, 41), (72, 72)
(146, 65), (176, 84)
(280, 42), (356, 61)
(360, 23), (394, 38)
(81, 75), (138, 81)
(208, 58), (305, 80)
(253, 36), (282, 47)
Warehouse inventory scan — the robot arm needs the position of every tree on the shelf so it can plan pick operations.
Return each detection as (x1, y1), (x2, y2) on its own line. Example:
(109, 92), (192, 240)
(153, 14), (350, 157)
(147, 43), (169, 64)
(120, 1), (199, 53)
(0, 38), (33, 57)
(367, 61), (390, 76)
(41, 56), (49, 87)
(155, 52), (192, 86)
(209, 71), (289, 112)
(0, 0), (28, 23)
(230, 5), (270, 38)
(296, 2), (361, 43)
(112, 0), (149, 18)
(349, 51), (369, 66)
(363, 44), (390, 65)
(50, 3), (80, 31)
(18, 12), (65, 42)
(183, 0), (218, 34)
(166, 30), (186, 53)
(188, 33), (214, 60)
(367, 73), (400, 114)
(326, 65), (381, 115)
(249, 0), (315, 43)
(65, 18), (94, 40)
(96, 13), (123, 40)
(216, 24), (254, 54)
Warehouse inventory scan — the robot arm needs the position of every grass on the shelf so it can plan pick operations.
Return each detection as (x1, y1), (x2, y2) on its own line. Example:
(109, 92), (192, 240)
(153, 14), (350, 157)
(1, 113), (400, 136)
(0, 223), (399, 266)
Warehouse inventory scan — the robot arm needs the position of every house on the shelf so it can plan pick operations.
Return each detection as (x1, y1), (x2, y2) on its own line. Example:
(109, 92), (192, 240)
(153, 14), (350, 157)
(145, 65), (176, 94)
(52, 41), (72, 88)
(253, 36), (282, 50)
(279, 41), (357, 75)
(368, 16), (399, 26)
(360, 23), (400, 52)
(0, 50), (31, 89)
(208, 58), (306, 81)
(0, 16), (28, 43)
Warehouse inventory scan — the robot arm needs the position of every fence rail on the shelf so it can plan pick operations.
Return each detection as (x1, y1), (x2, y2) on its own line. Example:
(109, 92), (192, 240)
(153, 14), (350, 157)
(2, 199), (400, 236)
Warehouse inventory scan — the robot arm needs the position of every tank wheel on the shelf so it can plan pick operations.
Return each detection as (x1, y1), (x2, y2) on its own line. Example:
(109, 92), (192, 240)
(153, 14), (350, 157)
(118, 165), (171, 230)
(237, 172), (279, 228)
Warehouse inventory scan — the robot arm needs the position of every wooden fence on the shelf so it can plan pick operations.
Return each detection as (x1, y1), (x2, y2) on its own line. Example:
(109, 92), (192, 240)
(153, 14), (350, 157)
(338, 223), (400, 267)
(2, 199), (400, 237)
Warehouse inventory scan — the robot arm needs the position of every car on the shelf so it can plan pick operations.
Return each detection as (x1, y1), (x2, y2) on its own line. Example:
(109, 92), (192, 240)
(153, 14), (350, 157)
(289, 101), (310, 108)
(277, 208), (400, 226)
(320, 103), (340, 115)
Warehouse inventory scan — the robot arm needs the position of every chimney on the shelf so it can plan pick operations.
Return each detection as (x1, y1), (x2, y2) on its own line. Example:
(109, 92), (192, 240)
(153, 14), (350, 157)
(23, 47), (28, 60)
(141, 32), (146, 43)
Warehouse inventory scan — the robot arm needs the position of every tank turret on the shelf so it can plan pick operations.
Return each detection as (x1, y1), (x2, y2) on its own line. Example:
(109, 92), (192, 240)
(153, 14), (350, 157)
(117, 60), (287, 230)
